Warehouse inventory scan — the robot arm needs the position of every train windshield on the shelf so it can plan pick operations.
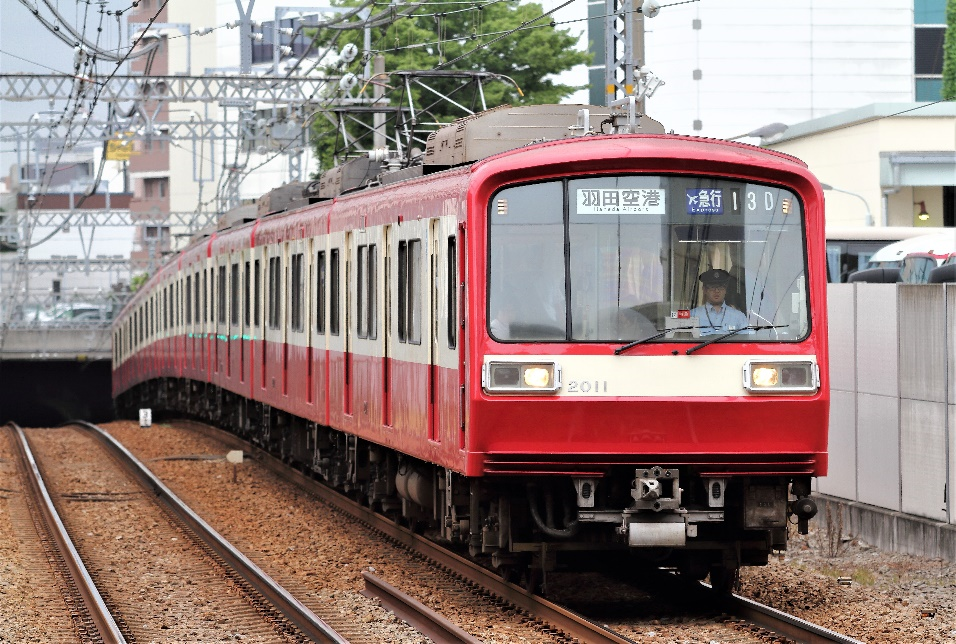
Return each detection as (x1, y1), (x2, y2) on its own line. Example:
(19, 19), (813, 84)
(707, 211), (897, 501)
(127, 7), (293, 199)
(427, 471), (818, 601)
(488, 176), (809, 343)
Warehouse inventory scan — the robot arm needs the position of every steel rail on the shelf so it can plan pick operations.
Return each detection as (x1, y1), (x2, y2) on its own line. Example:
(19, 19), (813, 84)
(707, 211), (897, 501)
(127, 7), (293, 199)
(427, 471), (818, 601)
(361, 571), (483, 644)
(68, 421), (348, 644)
(6, 423), (127, 643)
(186, 419), (871, 644)
(722, 591), (865, 644)
(181, 420), (638, 644)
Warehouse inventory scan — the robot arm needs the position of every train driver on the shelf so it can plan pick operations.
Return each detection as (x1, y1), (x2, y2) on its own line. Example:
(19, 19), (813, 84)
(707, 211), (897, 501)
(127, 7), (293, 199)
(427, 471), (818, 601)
(690, 268), (750, 335)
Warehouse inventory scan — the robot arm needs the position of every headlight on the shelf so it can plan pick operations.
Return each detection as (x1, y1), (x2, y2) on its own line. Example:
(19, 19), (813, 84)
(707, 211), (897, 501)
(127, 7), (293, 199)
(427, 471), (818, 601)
(482, 361), (561, 394)
(743, 361), (819, 394)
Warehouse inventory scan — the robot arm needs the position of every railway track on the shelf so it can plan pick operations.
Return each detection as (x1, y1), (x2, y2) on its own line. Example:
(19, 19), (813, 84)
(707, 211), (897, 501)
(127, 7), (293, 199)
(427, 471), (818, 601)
(4, 421), (346, 643)
(4, 422), (122, 643)
(173, 418), (864, 644)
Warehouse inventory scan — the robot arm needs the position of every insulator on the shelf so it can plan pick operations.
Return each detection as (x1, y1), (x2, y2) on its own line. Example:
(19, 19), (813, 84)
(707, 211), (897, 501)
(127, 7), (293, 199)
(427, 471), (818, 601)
(339, 43), (358, 63)
(338, 73), (357, 92)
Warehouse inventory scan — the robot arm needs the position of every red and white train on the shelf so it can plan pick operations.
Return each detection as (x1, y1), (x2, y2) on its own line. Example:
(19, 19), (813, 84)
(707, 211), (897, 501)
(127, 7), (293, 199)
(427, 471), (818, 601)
(112, 104), (828, 591)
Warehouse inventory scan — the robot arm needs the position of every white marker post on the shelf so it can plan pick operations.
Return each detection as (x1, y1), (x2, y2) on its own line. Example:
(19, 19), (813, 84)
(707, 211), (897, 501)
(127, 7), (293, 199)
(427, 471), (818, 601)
(226, 450), (243, 483)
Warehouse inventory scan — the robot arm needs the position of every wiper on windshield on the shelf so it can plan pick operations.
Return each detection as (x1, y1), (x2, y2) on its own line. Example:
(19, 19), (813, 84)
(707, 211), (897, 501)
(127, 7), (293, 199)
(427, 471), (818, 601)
(685, 325), (785, 355)
(614, 326), (700, 355)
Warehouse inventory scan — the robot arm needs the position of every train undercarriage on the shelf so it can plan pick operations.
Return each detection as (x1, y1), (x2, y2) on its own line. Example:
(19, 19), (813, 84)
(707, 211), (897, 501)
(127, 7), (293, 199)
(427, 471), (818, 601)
(117, 377), (818, 593)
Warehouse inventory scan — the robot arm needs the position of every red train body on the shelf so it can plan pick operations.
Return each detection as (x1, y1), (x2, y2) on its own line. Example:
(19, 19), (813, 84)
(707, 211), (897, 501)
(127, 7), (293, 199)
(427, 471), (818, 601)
(113, 105), (828, 590)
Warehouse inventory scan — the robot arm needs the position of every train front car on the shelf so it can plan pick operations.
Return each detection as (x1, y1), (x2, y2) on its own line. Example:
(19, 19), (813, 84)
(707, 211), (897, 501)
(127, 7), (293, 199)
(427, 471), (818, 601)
(463, 131), (828, 590)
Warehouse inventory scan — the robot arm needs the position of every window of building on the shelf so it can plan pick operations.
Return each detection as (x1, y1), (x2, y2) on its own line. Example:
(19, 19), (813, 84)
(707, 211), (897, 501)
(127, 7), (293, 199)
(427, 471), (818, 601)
(915, 26), (946, 75)
(143, 177), (168, 199)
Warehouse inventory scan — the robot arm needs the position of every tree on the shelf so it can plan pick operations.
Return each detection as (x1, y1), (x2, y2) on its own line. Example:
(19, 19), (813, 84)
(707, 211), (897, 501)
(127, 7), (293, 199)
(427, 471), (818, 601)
(307, 1), (590, 171)
(944, 0), (956, 100)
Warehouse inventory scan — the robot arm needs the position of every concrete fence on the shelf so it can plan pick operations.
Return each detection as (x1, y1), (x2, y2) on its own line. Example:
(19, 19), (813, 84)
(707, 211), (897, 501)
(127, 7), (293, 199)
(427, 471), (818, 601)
(819, 282), (956, 560)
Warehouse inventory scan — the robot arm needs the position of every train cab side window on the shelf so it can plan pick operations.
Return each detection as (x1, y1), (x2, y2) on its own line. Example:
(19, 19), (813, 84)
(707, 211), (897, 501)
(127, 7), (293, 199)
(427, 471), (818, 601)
(398, 239), (422, 344)
(316, 251), (326, 333)
(291, 252), (304, 332)
(231, 263), (240, 326)
(447, 236), (457, 349)
(330, 249), (340, 335)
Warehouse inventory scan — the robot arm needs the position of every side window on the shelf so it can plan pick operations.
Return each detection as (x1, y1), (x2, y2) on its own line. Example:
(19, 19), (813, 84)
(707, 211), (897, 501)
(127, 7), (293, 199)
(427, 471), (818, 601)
(398, 239), (422, 344)
(356, 244), (377, 339)
(316, 251), (326, 333)
(244, 261), (251, 327)
(447, 235), (457, 349)
(268, 255), (282, 330)
(291, 252), (304, 332)
(194, 271), (200, 325)
(253, 259), (261, 327)
(370, 245), (377, 339)
(218, 266), (227, 324)
(330, 248), (340, 335)
(231, 263), (240, 326)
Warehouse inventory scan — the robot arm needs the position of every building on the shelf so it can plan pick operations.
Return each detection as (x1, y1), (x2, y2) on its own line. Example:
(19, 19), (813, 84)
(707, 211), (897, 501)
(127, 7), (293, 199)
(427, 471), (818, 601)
(124, 0), (325, 269)
(768, 102), (956, 229)
(589, 0), (948, 140)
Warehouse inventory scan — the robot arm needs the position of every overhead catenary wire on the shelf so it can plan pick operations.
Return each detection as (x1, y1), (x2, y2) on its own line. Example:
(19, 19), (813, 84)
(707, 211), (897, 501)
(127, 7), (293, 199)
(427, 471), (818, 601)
(17, 0), (160, 63)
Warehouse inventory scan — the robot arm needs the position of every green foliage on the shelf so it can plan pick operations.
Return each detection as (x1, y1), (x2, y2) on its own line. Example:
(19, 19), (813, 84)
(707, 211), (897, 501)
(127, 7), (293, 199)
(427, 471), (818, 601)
(945, 0), (956, 100)
(129, 273), (149, 291)
(308, 0), (590, 171)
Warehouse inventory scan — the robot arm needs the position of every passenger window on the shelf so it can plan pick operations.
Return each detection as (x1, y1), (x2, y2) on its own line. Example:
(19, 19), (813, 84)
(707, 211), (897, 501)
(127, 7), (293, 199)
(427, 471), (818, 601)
(291, 253), (304, 332)
(447, 236), (457, 349)
(330, 249), (340, 335)
(398, 239), (422, 344)
(231, 263), (240, 326)
(316, 251), (326, 333)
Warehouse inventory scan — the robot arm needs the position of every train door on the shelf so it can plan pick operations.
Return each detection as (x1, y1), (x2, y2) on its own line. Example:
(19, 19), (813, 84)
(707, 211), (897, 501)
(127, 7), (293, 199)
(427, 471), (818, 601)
(228, 253), (237, 382)
(383, 224), (393, 427)
(305, 237), (314, 407)
(327, 231), (346, 426)
(312, 235), (329, 425)
(347, 227), (383, 429)
(241, 252), (249, 385)
(191, 265), (199, 375)
(343, 231), (354, 417)
(286, 237), (310, 404)
(392, 218), (430, 436)
(257, 244), (267, 393)
(216, 253), (227, 378)
(430, 216), (461, 446)
(203, 258), (212, 379)
(265, 242), (280, 397)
